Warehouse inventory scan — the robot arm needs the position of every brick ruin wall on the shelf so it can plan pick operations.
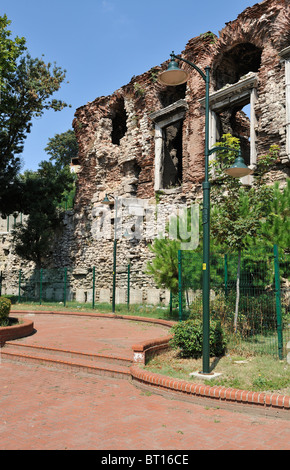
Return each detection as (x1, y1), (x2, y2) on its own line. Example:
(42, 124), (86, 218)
(1, 0), (290, 305)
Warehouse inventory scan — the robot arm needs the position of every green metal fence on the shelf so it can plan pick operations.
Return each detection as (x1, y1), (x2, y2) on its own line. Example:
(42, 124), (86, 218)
(1, 265), (133, 311)
(1, 244), (289, 359)
(178, 245), (289, 359)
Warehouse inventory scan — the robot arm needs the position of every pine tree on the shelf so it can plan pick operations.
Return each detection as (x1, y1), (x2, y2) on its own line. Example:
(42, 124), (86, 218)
(146, 237), (180, 294)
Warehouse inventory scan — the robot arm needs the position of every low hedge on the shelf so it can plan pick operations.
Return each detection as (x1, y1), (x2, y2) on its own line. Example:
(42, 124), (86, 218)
(0, 297), (12, 326)
(170, 318), (227, 358)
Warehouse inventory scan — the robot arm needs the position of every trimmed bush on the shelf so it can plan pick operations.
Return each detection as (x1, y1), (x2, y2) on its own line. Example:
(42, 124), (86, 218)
(0, 297), (12, 326)
(170, 319), (227, 358)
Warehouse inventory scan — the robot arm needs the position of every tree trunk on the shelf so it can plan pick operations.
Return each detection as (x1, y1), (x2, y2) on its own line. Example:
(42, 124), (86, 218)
(234, 250), (241, 333)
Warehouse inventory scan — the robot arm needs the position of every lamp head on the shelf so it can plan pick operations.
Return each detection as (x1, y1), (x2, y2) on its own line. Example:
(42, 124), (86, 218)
(158, 52), (188, 86)
(224, 150), (253, 178)
(102, 194), (112, 205)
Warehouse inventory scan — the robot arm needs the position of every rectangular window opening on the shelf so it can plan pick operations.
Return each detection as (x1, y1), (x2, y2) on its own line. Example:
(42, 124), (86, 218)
(162, 121), (183, 189)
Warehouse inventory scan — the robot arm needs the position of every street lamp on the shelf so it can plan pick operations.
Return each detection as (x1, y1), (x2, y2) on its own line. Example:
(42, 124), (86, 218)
(223, 148), (253, 178)
(158, 52), (252, 375)
(102, 193), (119, 313)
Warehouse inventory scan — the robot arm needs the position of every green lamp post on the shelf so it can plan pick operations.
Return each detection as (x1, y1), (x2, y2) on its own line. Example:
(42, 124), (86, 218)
(102, 193), (119, 313)
(158, 52), (252, 374)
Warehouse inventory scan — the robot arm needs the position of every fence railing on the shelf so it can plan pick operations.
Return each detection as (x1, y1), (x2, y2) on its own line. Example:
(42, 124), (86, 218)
(0, 265), (135, 311)
(178, 245), (289, 359)
(0, 213), (25, 233)
(1, 245), (289, 359)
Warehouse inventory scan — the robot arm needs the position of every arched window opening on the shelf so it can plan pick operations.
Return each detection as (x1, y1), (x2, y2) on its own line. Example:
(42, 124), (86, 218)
(214, 43), (262, 90)
(158, 84), (186, 108)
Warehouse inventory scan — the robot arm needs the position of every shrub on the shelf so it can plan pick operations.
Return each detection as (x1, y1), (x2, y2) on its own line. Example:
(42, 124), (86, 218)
(0, 297), (11, 326)
(170, 319), (227, 358)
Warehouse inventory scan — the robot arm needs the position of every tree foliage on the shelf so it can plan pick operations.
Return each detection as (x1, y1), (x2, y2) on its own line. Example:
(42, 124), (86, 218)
(146, 134), (288, 333)
(258, 179), (290, 250)
(210, 134), (278, 253)
(44, 129), (78, 170)
(0, 14), (26, 89)
(12, 131), (76, 268)
(0, 15), (69, 213)
(210, 135), (282, 331)
(146, 237), (181, 294)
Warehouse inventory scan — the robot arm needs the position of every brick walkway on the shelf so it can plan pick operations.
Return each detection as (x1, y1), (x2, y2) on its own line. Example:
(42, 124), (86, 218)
(0, 312), (289, 450)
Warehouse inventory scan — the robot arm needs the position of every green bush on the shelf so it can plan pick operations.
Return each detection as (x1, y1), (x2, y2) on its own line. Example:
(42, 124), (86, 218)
(170, 319), (227, 358)
(0, 297), (11, 326)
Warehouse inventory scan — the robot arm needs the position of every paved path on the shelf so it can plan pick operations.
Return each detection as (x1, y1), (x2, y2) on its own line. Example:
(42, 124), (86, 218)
(8, 312), (170, 359)
(0, 312), (289, 451)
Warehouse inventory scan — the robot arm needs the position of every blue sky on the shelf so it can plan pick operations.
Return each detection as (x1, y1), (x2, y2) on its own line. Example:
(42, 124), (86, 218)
(2, 0), (259, 171)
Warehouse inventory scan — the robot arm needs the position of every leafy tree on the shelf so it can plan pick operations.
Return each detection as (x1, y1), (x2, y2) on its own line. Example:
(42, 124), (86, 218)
(12, 143), (75, 269)
(210, 135), (279, 331)
(0, 14), (26, 91)
(0, 15), (69, 214)
(44, 129), (78, 209)
(44, 129), (78, 170)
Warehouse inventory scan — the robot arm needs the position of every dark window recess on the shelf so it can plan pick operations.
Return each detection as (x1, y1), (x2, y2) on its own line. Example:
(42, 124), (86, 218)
(216, 106), (251, 165)
(71, 157), (80, 166)
(214, 43), (262, 90)
(111, 98), (127, 145)
(162, 121), (183, 188)
(159, 84), (186, 108)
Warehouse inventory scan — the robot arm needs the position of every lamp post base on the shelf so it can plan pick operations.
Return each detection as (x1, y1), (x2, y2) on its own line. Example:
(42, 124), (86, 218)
(190, 371), (222, 380)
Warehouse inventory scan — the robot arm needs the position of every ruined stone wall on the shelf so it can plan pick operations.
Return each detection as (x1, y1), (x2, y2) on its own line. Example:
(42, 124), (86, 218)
(211, 0), (290, 162)
(2, 0), (290, 305)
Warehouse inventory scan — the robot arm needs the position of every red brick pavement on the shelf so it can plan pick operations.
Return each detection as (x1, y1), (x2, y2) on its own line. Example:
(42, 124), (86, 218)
(0, 312), (289, 451)
(7, 312), (170, 359)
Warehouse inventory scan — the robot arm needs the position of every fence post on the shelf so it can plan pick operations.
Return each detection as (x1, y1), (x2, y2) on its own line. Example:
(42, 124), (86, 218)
(178, 250), (183, 321)
(112, 239), (117, 313)
(64, 268), (67, 307)
(18, 269), (21, 303)
(92, 267), (96, 309)
(39, 269), (43, 305)
(127, 263), (130, 311)
(224, 254), (228, 298)
(274, 244), (283, 360)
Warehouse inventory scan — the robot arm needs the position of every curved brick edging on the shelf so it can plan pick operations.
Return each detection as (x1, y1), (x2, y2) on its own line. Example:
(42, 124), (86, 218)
(130, 364), (290, 414)
(130, 334), (290, 415)
(0, 318), (34, 346)
(132, 334), (174, 364)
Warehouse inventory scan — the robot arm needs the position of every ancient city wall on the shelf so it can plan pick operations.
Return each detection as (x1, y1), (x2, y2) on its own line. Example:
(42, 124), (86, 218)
(1, 0), (290, 305)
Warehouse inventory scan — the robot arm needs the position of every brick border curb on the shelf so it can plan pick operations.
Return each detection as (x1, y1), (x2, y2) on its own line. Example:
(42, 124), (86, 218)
(130, 364), (290, 414)
(11, 309), (174, 327)
(0, 318), (34, 346)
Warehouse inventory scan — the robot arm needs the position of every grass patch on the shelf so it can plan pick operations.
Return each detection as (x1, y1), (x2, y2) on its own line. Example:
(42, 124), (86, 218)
(10, 300), (180, 321)
(144, 348), (290, 395)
